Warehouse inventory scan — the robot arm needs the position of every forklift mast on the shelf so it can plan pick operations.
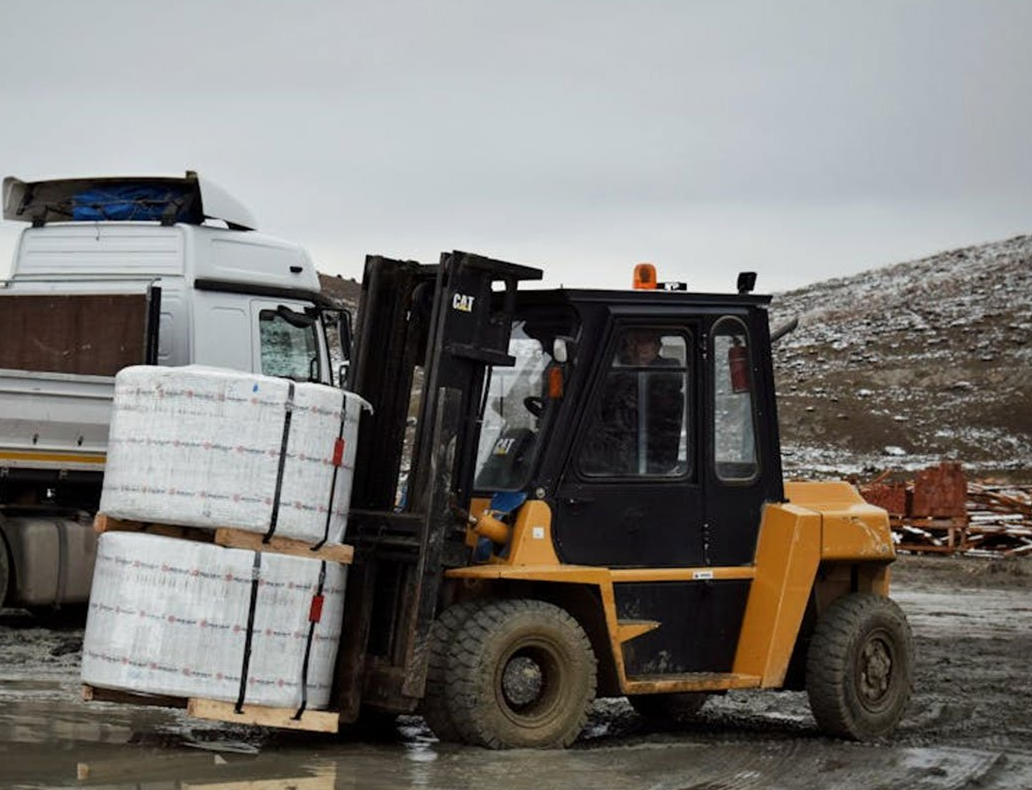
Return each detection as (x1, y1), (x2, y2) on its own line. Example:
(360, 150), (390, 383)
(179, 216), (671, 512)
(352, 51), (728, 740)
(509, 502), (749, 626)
(333, 251), (541, 718)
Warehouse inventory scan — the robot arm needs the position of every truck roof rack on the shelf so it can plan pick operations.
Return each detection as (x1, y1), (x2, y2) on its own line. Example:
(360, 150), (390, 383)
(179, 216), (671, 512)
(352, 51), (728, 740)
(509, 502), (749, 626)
(2, 171), (258, 230)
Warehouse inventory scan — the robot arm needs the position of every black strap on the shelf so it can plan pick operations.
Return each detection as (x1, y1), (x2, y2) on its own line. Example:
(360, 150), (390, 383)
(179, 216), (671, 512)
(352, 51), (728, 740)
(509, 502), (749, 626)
(293, 560), (327, 720)
(314, 391), (349, 551)
(265, 382), (296, 543)
(235, 551), (263, 714)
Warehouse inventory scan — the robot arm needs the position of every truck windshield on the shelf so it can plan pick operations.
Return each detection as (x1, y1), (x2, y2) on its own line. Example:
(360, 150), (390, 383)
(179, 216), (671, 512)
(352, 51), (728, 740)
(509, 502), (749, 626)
(474, 308), (578, 492)
(259, 307), (320, 381)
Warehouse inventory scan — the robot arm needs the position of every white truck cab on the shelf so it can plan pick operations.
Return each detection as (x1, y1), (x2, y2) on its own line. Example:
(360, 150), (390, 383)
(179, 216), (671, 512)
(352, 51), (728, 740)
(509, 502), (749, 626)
(0, 172), (348, 607)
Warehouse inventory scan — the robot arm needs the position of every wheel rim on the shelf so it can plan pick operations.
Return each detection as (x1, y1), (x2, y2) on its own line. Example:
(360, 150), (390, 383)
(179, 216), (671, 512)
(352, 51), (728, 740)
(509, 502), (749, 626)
(855, 627), (898, 713)
(494, 638), (564, 726)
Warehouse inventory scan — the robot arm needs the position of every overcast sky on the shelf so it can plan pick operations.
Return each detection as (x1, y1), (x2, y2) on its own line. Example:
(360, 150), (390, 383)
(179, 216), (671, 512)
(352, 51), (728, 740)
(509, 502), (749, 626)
(1, 0), (1030, 293)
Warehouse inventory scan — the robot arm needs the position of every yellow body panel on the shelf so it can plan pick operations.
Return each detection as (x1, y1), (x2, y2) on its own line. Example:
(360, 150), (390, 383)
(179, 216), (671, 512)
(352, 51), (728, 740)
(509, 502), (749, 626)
(732, 503), (821, 685)
(452, 482), (895, 694)
(785, 481), (896, 561)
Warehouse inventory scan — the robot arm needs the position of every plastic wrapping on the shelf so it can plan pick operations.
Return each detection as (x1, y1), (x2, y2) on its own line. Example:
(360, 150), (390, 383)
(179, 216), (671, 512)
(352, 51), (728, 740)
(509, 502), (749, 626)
(100, 365), (368, 545)
(81, 532), (346, 709)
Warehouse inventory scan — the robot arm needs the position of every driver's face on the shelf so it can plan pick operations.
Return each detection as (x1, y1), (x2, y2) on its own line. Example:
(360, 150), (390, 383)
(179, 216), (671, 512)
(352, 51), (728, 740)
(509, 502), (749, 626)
(625, 332), (660, 365)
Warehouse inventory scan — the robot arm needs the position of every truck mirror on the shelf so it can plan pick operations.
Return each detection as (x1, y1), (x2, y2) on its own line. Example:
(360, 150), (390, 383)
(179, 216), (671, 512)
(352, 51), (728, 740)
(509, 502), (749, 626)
(276, 304), (315, 329)
(339, 312), (354, 366)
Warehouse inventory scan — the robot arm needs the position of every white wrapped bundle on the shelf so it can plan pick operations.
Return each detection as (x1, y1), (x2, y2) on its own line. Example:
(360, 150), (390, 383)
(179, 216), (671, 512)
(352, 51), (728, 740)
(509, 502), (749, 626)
(82, 532), (347, 709)
(100, 365), (368, 545)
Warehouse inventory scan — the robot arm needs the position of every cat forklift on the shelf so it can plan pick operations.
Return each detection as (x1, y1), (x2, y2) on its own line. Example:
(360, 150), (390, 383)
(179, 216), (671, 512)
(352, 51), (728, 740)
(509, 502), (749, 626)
(333, 251), (912, 748)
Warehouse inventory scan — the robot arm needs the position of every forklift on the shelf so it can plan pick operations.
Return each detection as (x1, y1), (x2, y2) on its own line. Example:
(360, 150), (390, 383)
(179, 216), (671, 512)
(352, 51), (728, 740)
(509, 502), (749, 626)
(334, 251), (912, 748)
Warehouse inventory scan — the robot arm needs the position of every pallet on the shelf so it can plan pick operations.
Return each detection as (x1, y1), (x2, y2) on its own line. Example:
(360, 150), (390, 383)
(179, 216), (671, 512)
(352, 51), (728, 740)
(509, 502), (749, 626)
(94, 513), (354, 565)
(82, 684), (339, 733)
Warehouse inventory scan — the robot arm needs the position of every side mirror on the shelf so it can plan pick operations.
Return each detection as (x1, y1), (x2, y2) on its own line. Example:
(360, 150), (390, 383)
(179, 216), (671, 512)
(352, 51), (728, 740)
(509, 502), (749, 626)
(339, 311), (354, 366)
(552, 337), (568, 364)
(276, 304), (315, 329)
(552, 335), (576, 364)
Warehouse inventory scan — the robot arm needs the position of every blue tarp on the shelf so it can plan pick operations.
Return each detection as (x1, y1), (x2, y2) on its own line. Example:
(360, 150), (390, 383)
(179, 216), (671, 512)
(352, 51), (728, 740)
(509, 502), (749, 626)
(71, 185), (194, 222)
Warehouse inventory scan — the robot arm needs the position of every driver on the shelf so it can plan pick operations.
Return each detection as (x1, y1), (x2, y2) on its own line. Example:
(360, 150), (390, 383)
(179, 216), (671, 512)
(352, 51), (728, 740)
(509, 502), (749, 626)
(583, 329), (683, 475)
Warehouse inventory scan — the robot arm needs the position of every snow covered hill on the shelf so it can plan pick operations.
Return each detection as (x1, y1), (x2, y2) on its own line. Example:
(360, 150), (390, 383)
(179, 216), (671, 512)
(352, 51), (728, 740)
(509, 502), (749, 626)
(771, 234), (1032, 481)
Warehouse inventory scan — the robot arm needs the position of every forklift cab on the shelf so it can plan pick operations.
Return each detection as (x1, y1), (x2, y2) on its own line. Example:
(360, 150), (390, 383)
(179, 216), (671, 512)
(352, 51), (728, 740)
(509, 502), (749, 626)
(472, 289), (785, 571)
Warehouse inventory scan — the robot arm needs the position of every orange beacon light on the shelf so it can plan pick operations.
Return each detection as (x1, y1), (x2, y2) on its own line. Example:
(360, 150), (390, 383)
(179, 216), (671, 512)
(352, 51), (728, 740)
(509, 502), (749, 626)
(633, 263), (657, 290)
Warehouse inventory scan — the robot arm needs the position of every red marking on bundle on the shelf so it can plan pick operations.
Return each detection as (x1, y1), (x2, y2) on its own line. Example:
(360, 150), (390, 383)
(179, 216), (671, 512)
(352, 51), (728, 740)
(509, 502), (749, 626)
(309, 595), (325, 623)
(333, 438), (345, 467)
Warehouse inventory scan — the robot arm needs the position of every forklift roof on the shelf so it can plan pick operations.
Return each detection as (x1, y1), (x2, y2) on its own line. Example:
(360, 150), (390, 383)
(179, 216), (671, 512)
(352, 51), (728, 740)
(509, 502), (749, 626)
(2, 171), (258, 230)
(516, 286), (773, 309)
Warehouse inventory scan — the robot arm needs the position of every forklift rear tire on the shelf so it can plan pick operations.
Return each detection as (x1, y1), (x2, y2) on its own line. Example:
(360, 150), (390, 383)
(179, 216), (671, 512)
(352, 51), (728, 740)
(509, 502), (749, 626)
(421, 600), (481, 742)
(628, 692), (708, 724)
(447, 599), (597, 749)
(806, 593), (913, 741)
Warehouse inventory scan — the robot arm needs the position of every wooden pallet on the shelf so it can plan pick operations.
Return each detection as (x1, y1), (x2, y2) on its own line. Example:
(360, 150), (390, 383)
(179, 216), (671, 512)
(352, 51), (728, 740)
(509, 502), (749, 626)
(892, 515), (971, 554)
(82, 684), (339, 733)
(94, 513), (354, 565)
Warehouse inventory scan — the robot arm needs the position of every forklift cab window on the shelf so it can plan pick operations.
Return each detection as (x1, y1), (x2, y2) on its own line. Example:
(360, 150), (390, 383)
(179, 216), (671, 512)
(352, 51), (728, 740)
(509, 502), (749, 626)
(578, 329), (690, 478)
(474, 312), (577, 492)
(259, 307), (320, 382)
(712, 317), (758, 481)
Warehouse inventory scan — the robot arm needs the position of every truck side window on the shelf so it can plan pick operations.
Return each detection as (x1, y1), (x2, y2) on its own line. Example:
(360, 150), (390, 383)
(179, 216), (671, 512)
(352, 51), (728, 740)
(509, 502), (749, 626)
(259, 308), (319, 381)
(578, 329), (690, 478)
(712, 317), (758, 481)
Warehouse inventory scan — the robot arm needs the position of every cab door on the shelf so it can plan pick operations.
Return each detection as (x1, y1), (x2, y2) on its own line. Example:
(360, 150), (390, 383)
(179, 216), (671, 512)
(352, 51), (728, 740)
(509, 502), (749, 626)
(552, 322), (703, 568)
(551, 314), (771, 678)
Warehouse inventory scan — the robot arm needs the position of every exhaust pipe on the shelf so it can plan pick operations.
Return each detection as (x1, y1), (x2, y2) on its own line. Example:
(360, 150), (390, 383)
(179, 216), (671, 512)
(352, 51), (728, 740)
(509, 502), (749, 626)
(771, 316), (799, 344)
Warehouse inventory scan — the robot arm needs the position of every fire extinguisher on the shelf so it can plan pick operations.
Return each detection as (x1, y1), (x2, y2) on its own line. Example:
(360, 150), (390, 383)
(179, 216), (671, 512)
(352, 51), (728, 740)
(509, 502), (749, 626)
(728, 338), (750, 393)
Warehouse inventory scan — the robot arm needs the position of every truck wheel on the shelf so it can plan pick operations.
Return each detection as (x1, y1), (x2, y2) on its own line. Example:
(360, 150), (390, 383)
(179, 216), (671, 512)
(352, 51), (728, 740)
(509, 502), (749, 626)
(420, 600), (481, 742)
(629, 692), (708, 724)
(447, 599), (597, 749)
(806, 593), (913, 741)
(0, 523), (10, 607)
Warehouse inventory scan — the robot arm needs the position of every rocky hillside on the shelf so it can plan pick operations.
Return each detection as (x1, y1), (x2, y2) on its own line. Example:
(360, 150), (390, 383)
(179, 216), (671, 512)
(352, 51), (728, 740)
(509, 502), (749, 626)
(770, 235), (1032, 481)
(318, 272), (360, 312)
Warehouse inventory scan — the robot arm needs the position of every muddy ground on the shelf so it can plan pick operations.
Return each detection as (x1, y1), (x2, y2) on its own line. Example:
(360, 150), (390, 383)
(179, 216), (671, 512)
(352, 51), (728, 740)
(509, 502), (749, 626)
(2, 554), (1031, 790)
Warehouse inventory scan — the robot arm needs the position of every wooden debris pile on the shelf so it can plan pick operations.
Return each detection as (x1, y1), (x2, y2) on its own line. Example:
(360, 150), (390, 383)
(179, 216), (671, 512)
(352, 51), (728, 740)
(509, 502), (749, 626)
(966, 483), (1032, 557)
(859, 462), (1032, 556)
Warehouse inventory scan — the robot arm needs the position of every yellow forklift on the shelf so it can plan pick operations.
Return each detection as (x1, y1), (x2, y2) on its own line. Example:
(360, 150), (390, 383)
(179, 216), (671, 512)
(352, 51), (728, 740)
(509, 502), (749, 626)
(334, 252), (911, 748)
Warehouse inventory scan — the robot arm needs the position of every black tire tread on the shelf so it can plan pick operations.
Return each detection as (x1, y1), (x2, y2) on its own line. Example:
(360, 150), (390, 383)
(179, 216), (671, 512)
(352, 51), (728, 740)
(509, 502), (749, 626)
(420, 600), (481, 742)
(806, 593), (913, 741)
(446, 599), (597, 749)
(0, 525), (10, 607)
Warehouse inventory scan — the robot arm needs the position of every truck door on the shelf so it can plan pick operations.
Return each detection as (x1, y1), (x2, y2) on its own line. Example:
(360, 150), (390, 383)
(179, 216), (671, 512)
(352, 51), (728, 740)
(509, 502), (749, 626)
(250, 299), (330, 384)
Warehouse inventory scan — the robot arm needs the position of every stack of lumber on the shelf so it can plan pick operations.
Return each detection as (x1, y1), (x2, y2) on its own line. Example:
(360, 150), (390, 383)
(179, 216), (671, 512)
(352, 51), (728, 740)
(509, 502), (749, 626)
(859, 463), (1032, 556)
(965, 483), (1032, 557)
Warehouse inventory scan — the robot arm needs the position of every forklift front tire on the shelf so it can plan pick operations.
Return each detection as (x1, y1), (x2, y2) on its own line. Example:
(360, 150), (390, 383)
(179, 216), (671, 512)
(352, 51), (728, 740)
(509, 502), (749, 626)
(805, 593), (913, 741)
(629, 691), (708, 725)
(447, 599), (597, 748)
(421, 601), (482, 742)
